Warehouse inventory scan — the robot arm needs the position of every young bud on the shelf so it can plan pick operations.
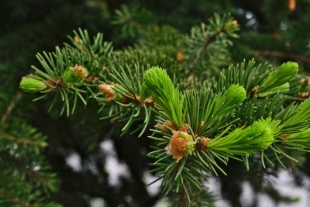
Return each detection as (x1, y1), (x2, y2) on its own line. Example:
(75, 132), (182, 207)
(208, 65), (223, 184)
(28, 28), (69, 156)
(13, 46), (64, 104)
(143, 67), (184, 127)
(224, 20), (238, 31)
(62, 65), (88, 85)
(98, 84), (116, 101)
(176, 50), (185, 62)
(165, 131), (195, 161)
(206, 118), (279, 155)
(258, 62), (298, 96)
(19, 75), (48, 93)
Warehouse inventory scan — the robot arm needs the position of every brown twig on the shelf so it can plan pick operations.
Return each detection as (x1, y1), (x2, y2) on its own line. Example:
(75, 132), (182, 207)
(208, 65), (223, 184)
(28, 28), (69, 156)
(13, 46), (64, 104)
(1, 91), (23, 126)
(187, 29), (223, 75)
(254, 50), (310, 62)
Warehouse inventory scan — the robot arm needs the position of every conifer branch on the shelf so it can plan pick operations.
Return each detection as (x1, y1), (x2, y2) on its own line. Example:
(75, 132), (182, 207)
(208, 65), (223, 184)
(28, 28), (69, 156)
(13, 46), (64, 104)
(184, 13), (239, 77)
(187, 27), (223, 74)
(0, 187), (32, 207)
(0, 132), (46, 147)
(0, 150), (54, 189)
(1, 91), (22, 126)
(16, 9), (310, 206)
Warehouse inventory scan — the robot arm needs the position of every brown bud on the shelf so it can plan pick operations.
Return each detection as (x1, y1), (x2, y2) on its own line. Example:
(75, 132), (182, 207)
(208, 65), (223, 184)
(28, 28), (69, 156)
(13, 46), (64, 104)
(279, 134), (289, 139)
(98, 84), (116, 101)
(231, 20), (238, 26)
(288, 0), (296, 11)
(176, 50), (185, 62)
(157, 120), (189, 132)
(301, 76), (310, 86)
(187, 75), (194, 84)
(251, 85), (260, 92)
(71, 65), (88, 79)
(166, 131), (195, 161)
(197, 137), (211, 151)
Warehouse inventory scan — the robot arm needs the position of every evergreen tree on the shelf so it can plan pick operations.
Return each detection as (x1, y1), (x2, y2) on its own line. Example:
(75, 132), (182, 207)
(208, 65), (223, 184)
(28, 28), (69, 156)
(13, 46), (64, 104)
(2, 0), (310, 206)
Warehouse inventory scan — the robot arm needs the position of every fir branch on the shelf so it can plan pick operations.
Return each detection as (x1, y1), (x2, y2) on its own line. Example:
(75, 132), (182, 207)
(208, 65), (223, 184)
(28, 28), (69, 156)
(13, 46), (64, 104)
(212, 59), (272, 93)
(184, 13), (239, 76)
(143, 67), (184, 127)
(234, 93), (284, 127)
(0, 132), (46, 147)
(66, 28), (113, 66)
(282, 128), (310, 149)
(0, 121), (48, 149)
(187, 26), (223, 73)
(213, 84), (246, 117)
(184, 84), (246, 136)
(0, 150), (55, 190)
(112, 4), (156, 38)
(258, 62), (298, 96)
(281, 98), (310, 131)
(96, 64), (154, 136)
(0, 187), (32, 207)
(14, 6), (310, 206)
(1, 91), (22, 125)
(168, 185), (216, 207)
(206, 118), (280, 155)
(0, 121), (59, 194)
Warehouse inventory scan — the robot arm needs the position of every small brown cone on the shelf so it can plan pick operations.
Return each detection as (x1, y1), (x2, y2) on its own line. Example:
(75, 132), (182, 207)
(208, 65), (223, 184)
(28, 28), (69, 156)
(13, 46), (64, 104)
(165, 131), (194, 161)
